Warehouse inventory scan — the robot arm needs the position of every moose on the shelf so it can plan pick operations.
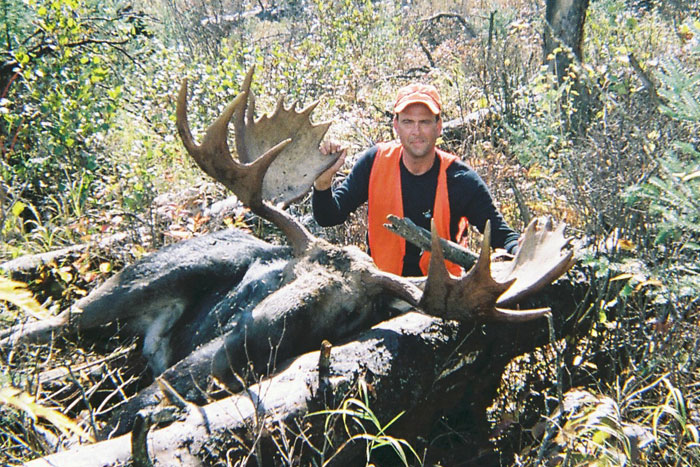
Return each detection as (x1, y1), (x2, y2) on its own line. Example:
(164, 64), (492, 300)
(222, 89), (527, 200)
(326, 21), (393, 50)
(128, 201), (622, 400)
(4, 68), (577, 466)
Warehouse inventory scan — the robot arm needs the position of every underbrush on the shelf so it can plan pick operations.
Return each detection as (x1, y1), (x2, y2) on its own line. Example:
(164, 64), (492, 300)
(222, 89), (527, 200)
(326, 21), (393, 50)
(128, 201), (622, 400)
(1, 0), (698, 465)
(485, 2), (700, 465)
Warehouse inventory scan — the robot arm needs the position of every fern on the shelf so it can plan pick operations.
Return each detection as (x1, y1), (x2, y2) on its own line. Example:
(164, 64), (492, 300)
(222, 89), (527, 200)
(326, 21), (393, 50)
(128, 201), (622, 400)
(623, 22), (700, 309)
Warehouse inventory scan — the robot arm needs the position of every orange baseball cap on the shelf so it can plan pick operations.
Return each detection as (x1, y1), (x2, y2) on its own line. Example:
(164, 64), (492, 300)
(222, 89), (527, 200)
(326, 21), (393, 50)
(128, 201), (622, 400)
(393, 83), (442, 115)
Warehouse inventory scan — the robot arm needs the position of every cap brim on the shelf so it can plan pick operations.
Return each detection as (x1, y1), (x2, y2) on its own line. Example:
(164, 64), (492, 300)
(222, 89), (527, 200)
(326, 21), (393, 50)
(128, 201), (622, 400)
(394, 98), (440, 115)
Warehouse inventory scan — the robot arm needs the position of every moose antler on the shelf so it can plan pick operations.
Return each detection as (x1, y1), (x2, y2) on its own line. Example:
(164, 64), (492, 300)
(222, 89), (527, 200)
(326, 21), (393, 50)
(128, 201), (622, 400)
(176, 67), (340, 254)
(420, 218), (574, 322)
(232, 70), (339, 205)
(492, 217), (575, 306)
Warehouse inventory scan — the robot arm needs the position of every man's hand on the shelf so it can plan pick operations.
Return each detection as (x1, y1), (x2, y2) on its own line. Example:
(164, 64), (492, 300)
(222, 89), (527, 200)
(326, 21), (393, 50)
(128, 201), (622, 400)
(314, 141), (347, 191)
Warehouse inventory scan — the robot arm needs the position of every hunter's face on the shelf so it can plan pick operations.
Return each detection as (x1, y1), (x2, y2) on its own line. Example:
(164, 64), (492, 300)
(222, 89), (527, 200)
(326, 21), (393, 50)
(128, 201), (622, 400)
(393, 103), (441, 160)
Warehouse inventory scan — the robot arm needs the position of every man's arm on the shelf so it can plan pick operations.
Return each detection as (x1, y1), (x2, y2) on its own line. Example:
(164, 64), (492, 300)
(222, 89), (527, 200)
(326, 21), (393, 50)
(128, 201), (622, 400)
(312, 146), (377, 227)
(449, 165), (520, 254)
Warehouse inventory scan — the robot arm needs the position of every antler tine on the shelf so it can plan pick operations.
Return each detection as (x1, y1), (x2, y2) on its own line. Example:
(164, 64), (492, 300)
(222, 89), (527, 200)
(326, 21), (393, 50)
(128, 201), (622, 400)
(419, 220), (557, 322)
(298, 100), (320, 118)
(234, 67), (256, 164)
(492, 306), (552, 322)
(176, 78), (245, 184)
(493, 217), (575, 306)
(177, 78), (241, 162)
(420, 220), (457, 314)
(175, 78), (198, 155)
(513, 217), (542, 262)
(421, 220), (517, 321)
(472, 218), (495, 278)
(274, 97), (286, 113)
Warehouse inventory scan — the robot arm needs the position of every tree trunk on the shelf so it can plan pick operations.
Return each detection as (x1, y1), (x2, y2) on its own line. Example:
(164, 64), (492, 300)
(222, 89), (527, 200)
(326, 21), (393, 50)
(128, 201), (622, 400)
(544, 0), (593, 134)
(543, 0), (590, 83)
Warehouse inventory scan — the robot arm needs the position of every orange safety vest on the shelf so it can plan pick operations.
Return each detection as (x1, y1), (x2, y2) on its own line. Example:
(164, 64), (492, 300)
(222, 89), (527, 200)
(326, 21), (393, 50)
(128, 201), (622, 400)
(367, 141), (466, 276)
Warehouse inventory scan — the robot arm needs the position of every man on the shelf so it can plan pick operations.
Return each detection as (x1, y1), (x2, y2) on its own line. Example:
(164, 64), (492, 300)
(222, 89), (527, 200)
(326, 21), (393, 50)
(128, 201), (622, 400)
(312, 83), (519, 277)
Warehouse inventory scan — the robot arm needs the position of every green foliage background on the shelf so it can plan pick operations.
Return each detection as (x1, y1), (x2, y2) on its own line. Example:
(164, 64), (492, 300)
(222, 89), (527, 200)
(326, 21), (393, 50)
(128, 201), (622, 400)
(0, 0), (698, 465)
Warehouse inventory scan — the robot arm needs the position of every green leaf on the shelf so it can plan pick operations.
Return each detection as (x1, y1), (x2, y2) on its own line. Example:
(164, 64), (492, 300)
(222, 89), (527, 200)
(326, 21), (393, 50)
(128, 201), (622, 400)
(16, 51), (30, 65)
(10, 201), (26, 217)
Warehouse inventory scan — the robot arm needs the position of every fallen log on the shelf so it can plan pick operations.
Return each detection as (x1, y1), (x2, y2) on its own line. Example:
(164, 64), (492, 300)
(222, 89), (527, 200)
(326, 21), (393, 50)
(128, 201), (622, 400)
(0, 244), (88, 275)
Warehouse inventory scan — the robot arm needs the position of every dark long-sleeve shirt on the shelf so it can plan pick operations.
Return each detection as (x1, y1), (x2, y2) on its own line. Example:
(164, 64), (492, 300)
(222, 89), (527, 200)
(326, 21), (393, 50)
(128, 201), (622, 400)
(312, 145), (519, 276)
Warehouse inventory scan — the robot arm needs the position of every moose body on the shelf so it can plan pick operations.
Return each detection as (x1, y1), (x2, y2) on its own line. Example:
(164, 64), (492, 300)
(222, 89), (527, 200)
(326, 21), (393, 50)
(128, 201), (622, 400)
(92, 233), (406, 436)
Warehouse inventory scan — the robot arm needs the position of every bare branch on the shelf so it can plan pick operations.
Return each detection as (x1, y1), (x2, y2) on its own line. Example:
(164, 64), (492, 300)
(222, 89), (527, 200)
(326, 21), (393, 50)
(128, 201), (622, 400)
(419, 12), (476, 37)
(508, 177), (532, 225)
(385, 215), (478, 269)
(418, 40), (435, 68)
(628, 53), (663, 108)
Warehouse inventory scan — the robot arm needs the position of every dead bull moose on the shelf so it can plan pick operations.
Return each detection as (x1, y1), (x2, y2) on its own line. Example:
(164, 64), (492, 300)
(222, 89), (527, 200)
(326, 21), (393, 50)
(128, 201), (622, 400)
(5, 68), (576, 466)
